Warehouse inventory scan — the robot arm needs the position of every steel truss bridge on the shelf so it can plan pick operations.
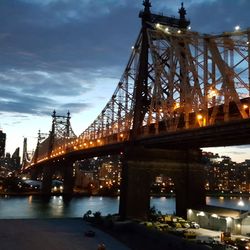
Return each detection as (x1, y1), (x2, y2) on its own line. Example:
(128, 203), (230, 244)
(23, 1), (250, 171)
(21, 1), (250, 218)
(21, 0), (250, 219)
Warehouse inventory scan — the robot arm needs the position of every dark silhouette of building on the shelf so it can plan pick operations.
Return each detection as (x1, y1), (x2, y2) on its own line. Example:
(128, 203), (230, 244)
(11, 148), (21, 170)
(0, 130), (6, 158)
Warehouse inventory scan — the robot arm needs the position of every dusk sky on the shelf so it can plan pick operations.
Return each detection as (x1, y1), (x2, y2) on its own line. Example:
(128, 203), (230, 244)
(1, 0), (250, 162)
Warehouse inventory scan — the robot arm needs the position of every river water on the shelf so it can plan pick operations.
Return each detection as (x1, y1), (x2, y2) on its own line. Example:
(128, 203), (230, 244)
(0, 195), (250, 219)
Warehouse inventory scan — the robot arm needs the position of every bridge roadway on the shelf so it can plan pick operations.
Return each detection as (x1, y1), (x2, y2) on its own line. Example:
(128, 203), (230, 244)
(28, 117), (250, 168)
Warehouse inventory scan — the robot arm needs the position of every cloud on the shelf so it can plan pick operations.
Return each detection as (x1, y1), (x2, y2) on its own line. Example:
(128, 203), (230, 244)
(187, 0), (250, 33)
(1, 0), (250, 123)
(0, 0), (143, 118)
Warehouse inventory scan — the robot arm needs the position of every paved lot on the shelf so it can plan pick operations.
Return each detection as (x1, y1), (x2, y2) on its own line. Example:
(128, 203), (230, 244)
(0, 218), (131, 250)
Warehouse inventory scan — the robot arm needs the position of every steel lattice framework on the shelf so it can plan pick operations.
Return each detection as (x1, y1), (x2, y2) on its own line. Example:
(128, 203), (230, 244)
(81, 26), (250, 139)
(24, 1), (250, 169)
(23, 111), (76, 169)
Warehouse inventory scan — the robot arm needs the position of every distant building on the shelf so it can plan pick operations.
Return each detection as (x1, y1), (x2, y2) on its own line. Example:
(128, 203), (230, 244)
(0, 147), (21, 176)
(0, 130), (6, 158)
(203, 152), (250, 193)
(188, 206), (250, 235)
(11, 148), (21, 170)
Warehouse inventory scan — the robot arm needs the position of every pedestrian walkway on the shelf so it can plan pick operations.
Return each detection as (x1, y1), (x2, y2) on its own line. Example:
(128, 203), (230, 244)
(0, 218), (130, 250)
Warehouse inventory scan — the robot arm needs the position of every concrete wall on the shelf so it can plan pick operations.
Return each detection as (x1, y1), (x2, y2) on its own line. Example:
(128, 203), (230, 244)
(187, 209), (242, 234)
(242, 217), (250, 235)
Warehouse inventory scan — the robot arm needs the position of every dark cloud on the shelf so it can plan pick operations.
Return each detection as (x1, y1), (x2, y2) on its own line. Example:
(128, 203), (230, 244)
(59, 102), (92, 114)
(0, 0), (250, 118)
(0, 0), (141, 116)
(187, 0), (250, 33)
(0, 88), (53, 115)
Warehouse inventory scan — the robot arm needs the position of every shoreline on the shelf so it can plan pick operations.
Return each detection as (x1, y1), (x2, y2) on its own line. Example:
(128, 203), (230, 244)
(1, 191), (249, 198)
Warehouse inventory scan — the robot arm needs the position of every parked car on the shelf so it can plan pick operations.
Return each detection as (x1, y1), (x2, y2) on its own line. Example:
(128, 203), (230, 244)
(189, 221), (200, 229)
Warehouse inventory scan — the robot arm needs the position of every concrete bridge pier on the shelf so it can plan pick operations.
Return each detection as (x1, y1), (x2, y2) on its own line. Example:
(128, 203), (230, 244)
(119, 146), (205, 220)
(42, 164), (54, 194)
(30, 167), (40, 180)
(62, 160), (75, 195)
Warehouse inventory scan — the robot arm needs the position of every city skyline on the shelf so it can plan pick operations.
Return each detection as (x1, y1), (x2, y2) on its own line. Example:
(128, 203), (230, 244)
(1, 0), (250, 162)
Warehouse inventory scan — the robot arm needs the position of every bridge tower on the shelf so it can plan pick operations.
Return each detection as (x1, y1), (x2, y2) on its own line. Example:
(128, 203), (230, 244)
(21, 137), (29, 172)
(132, 1), (190, 139)
(131, 0), (151, 139)
(42, 110), (76, 195)
(119, 1), (205, 220)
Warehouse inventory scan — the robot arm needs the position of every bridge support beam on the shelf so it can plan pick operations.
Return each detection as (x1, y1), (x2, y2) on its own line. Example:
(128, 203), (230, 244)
(63, 160), (75, 195)
(30, 167), (40, 180)
(42, 165), (54, 195)
(119, 146), (205, 220)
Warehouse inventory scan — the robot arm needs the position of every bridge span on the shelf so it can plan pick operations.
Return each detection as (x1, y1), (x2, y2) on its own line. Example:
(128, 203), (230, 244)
(22, 1), (250, 219)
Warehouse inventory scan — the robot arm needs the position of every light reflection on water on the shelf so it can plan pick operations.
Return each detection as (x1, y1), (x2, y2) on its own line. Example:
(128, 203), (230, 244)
(0, 195), (249, 219)
(206, 196), (250, 211)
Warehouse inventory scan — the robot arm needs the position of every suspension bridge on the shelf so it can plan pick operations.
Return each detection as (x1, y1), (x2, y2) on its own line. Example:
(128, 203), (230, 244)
(21, 1), (250, 219)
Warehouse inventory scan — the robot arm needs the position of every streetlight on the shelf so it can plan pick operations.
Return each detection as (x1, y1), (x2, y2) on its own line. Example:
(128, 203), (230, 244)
(238, 200), (245, 215)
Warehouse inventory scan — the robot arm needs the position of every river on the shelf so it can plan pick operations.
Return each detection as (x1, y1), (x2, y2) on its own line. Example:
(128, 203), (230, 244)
(0, 195), (250, 219)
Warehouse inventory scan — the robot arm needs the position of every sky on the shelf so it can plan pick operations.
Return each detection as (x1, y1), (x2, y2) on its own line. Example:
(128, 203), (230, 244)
(1, 0), (250, 163)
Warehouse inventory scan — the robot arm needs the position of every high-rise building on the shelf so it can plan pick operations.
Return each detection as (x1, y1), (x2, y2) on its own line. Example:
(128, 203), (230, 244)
(0, 130), (6, 158)
(12, 147), (21, 170)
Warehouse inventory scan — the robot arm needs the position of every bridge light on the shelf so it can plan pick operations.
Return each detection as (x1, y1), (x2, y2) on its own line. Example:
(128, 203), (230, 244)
(156, 23), (161, 29)
(234, 25), (240, 31)
(90, 141), (93, 145)
(208, 88), (218, 99)
(188, 26), (191, 30)
(197, 114), (203, 120)
(97, 139), (101, 143)
(174, 102), (180, 110)
(120, 133), (124, 138)
(177, 30), (181, 34)
(243, 104), (248, 110)
(84, 143), (87, 146)
(165, 27), (169, 33)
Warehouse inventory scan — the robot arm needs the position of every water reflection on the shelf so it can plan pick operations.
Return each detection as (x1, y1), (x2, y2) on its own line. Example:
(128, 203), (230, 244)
(206, 196), (250, 211)
(0, 195), (249, 219)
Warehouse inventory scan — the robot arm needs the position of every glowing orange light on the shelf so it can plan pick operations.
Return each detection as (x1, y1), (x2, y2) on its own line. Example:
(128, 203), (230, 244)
(197, 114), (203, 120)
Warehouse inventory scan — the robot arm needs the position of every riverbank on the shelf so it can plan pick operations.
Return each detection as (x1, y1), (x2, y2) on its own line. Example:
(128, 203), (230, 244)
(1, 190), (250, 198)
(0, 218), (130, 250)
